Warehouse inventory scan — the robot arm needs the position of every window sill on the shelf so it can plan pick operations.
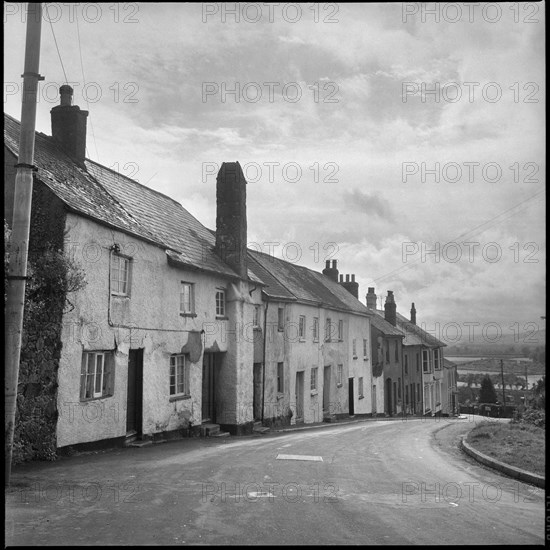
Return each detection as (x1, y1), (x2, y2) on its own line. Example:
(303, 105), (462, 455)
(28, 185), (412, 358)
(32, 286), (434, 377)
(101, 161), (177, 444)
(80, 395), (113, 403)
(310, 390), (318, 396)
(313, 339), (319, 343)
(337, 383), (342, 388)
(216, 315), (229, 320)
(180, 313), (197, 318)
(278, 328), (284, 332)
(352, 356), (358, 360)
(299, 338), (305, 343)
(358, 395), (364, 400)
(277, 392), (284, 400)
(169, 394), (191, 402)
(363, 357), (368, 361)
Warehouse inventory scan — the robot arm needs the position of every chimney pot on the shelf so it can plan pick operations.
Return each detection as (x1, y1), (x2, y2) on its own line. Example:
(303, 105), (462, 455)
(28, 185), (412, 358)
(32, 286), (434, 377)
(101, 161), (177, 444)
(59, 85), (73, 106)
(325, 260), (330, 269)
(410, 302), (417, 324)
(346, 274), (350, 282)
(351, 274), (355, 282)
(332, 260), (337, 269)
(339, 274), (343, 282)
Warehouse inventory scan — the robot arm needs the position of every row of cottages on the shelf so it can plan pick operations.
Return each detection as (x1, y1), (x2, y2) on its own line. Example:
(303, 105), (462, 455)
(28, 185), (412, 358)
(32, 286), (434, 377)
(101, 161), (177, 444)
(4, 87), (378, 454)
(364, 287), (457, 417)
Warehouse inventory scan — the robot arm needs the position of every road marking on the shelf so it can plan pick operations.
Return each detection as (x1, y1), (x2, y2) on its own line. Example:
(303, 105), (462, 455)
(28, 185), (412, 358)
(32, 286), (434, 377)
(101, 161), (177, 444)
(276, 454), (323, 462)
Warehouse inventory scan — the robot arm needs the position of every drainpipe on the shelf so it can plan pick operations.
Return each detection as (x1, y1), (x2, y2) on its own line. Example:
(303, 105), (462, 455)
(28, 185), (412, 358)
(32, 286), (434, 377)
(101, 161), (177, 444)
(261, 299), (269, 424)
(401, 338), (407, 417)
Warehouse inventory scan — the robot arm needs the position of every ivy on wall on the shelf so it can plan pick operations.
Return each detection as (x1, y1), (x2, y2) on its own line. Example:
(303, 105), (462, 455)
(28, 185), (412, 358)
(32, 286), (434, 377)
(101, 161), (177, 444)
(5, 183), (87, 463)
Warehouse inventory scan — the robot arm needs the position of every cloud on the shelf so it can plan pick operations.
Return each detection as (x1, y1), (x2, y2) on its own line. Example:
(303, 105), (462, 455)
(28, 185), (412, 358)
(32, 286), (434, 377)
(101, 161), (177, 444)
(342, 189), (393, 219)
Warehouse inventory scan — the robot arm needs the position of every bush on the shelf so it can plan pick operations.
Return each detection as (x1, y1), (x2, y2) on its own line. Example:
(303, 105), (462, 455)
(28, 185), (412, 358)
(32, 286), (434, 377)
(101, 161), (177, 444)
(518, 408), (545, 428)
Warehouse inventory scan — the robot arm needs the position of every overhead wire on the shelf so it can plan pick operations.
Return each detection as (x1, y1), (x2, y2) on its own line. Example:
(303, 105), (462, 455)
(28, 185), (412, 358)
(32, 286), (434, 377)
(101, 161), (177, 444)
(75, 7), (100, 162)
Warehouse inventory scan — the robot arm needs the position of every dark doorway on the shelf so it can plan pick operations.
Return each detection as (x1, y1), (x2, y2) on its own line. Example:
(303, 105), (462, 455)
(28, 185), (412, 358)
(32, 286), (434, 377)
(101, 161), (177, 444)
(295, 371), (304, 423)
(127, 349), (143, 434)
(385, 377), (392, 416)
(253, 363), (263, 421)
(348, 377), (354, 415)
(323, 366), (331, 417)
(202, 353), (215, 423)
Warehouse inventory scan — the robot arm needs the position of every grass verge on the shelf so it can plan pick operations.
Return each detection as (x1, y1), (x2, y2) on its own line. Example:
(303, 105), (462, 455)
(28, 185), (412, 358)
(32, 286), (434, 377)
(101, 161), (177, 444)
(466, 420), (545, 476)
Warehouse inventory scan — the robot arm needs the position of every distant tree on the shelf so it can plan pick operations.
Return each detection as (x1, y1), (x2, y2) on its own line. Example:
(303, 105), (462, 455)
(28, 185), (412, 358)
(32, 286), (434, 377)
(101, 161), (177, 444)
(479, 376), (498, 404)
(532, 378), (545, 409)
(466, 373), (474, 388)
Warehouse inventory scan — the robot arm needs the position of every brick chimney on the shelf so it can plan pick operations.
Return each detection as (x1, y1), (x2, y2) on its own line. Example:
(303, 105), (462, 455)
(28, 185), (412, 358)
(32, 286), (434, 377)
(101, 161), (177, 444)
(384, 290), (397, 326)
(410, 302), (416, 324)
(215, 162), (247, 278)
(322, 259), (339, 282)
(366, 287), (377, 309)
(50, 85), (88, 163)
(340, 273), (359, 299)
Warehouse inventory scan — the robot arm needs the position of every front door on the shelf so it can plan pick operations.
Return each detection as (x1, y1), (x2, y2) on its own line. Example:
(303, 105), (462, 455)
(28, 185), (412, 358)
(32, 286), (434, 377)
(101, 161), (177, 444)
(253, 363), (262, 421)
(385, 377), (392, 416)
(295, 371), (304, 423)
(127, 349), (143, 434)
(202, 353), (215, 422)
(323, 366), (331, 417)
(348, 377), (354, 416)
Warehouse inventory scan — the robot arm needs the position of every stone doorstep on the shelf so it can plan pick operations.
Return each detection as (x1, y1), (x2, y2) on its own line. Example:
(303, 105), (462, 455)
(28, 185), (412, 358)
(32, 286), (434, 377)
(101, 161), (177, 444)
(200, 423), (223, 437)
(253, 421), (270, 434)
(127, 440), (153, 448)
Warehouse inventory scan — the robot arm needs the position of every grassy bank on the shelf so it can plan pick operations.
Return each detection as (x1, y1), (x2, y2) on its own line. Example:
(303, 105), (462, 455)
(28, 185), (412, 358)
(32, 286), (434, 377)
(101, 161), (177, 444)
(466, 420), (545, 476)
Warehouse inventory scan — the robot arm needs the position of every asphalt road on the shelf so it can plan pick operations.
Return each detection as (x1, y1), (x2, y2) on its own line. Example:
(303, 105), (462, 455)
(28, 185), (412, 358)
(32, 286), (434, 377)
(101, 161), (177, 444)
(5, 416), (545, 545)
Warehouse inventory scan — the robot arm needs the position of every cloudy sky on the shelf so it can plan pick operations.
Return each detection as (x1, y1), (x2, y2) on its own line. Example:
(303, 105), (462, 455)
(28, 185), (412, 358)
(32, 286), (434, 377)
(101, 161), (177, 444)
(4, 2), (545, 345)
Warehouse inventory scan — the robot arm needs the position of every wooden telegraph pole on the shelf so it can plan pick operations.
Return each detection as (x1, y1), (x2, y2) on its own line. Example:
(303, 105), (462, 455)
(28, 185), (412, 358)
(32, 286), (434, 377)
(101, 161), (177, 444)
(5, 2), (43, 486)
(499, 359), (506, 409)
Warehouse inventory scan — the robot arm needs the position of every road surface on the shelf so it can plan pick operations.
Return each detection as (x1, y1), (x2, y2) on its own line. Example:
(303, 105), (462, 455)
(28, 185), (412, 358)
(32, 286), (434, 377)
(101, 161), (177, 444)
(5, 416), (545, 545)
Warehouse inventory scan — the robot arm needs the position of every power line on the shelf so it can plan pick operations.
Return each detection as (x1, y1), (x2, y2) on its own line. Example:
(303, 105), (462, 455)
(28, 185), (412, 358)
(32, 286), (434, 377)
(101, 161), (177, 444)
(45, 3), (68, 84)
(75, 8), (100, 162)
(370, 186), (545, 284)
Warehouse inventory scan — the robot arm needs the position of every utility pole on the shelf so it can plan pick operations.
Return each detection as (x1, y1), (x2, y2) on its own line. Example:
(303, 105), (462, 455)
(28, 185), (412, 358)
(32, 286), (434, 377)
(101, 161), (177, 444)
(524, 361), (529, 408)
(499, 359), (506, 409)
(5, 2), (43, 486)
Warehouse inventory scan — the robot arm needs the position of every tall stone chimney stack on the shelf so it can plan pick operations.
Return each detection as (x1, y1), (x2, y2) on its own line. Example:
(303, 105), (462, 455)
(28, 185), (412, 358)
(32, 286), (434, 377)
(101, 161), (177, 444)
(215, 162), (248, 278)
(384, 290), (397, 326)
(50, 85), (88, 163)
(366, 287), (377, 309)
(340, 273), (359, 299)
(410, 302), (416, 324)
(322, 259), (339, 282)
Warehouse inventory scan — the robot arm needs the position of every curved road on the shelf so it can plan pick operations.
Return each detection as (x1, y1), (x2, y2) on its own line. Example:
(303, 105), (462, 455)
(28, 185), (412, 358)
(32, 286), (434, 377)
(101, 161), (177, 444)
(5, 417), (545, 545)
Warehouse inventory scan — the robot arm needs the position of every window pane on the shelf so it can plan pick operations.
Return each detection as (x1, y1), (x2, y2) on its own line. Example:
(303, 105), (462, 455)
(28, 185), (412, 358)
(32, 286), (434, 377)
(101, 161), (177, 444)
(95, 355), (104, 394)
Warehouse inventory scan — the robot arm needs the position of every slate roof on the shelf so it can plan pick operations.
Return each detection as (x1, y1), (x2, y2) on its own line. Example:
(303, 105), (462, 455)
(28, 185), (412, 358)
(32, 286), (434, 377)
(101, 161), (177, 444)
(4, 112), (371, 317)
(395, 311), (446, 348)
(5, 113), (245, 280)
(368, 309), (405, 337)
(250, 250), (371, 315)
